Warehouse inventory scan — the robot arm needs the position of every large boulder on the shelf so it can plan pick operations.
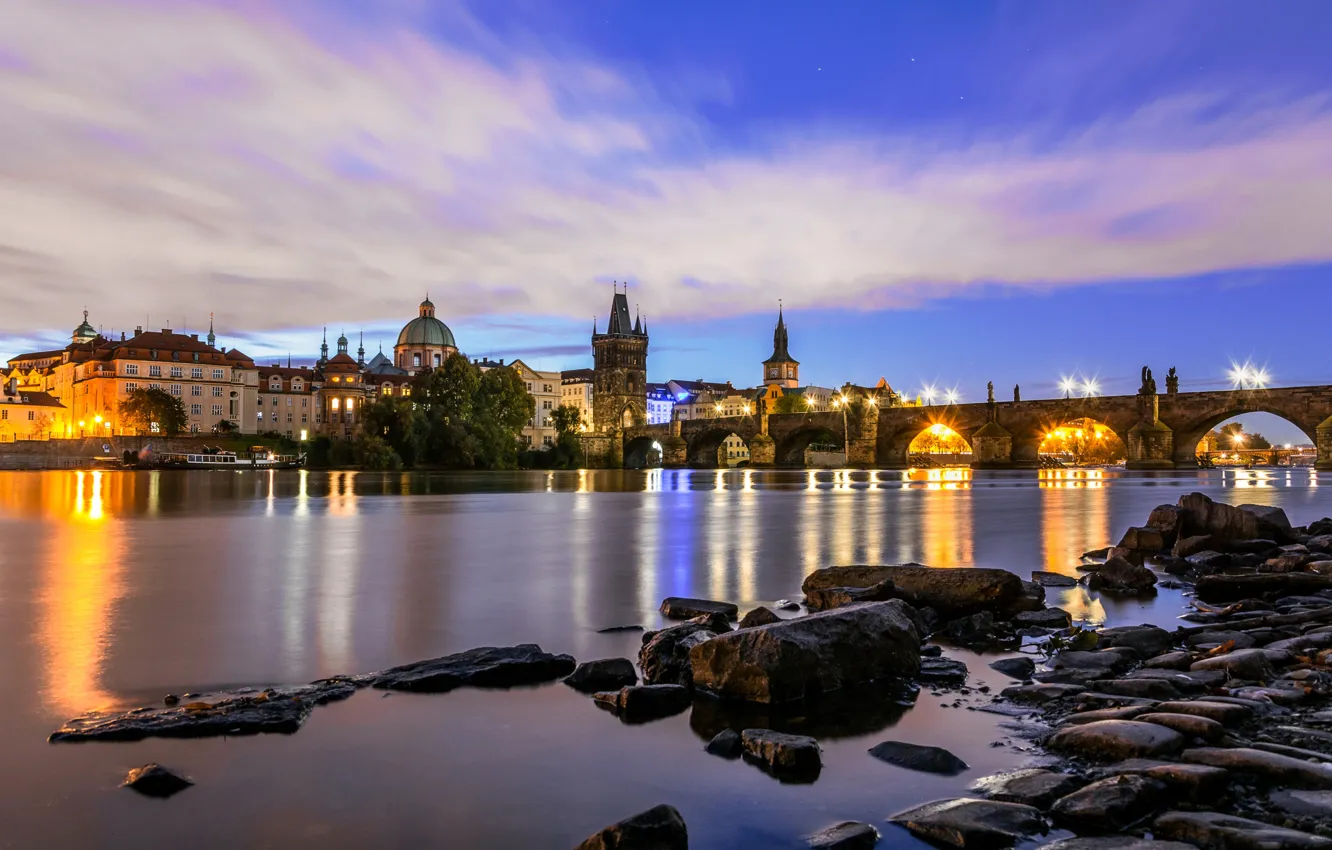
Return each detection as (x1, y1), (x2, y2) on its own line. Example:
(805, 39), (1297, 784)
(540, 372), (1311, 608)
(565, 658), (638, 693)
(1118, 527), (1167, 552)
(1051, 774), (1166, 832)
(1087, 556), (1157, 593)
(1046, 721), (1185, 762)
(592, 685), (691, 724)
(802, 565), (1026, 619)
(804, 580), (900, 613)
(367, 645), (576, 692)
(690, 600), (921, 704)
(1154, 811), (1332, 850)
(741, 729), (822, 781)
(575, 804), (688, 850)
(1146, 505), (1183, 547)
(660, 597), (738, 621)
(738, 606), (781, 629)
(889, 798), (1045, 849)
(639, 613), (730, 686)
(1177, 493), (1293, 542)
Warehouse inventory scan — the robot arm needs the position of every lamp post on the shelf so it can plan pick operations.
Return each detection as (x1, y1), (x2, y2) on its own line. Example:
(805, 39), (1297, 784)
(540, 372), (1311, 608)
(832, 394), (850, 464)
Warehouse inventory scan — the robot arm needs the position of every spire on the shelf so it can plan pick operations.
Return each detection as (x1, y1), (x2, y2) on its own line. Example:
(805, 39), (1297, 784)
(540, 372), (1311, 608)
(337, 330), (348, 355)
(357, 330), (365, 366)
(634, 304), (642, 335)
(287, 352), (292, 368)
(206, 312), (216, 348)
(764, 300), (796, 366)
(319, 326), (329, 364)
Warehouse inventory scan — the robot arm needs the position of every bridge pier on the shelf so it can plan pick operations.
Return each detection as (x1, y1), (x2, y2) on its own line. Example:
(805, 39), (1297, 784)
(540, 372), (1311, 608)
(970, 421), (1014, 469)
(1316, 416), (1332, 471)
(1126, 420), (1175, 470)
(660, 435), (687, 468)
(747, 433), (775, 467)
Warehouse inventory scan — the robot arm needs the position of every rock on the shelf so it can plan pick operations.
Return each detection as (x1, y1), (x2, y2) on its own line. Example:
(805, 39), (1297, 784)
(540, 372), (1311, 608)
(660, 597), (738, 621)
(1037, 669), (1108, 686)
(49, 679), (358, 742)
(1187, 551), (1232, 571)
(1051, 649), (1137, 674)
(689, 600), (921, 704)
(597, 624), (644, 633)
(919, 657), (969, 685)
(1032, 571), (1079, 588)
(1240, 503), (1295, 535)
(1270, 790), (1332, 818)
(971, 769), (1085, 808)
(1153, 700), (1253, 725)
(1098, 625), (1174, 659)
(1187, 629), (1259, 650)
(565, 658), (638, 693)
(1002, 684), (1085, 705)
(1088, 556), (1157, 593)
(1051, 774), (1165, 832)
(1042, 840), (1194, 850)
(1173, 534), (1221, 558)
(990, 657), (1037, 681)
(1197, 573), (1332, 603)
(1154, 810), (1332, 850)
(738, 606), (782, 629)
(741, 729), (822, 781)
(1089, 679), (1183, 701)
(1146, 505), (1184, 544)
(639, 613), (730, 686)
(1178, 493), (1293, 542)
(868, 740), (969, 776)
(1142, 652), (1195, 671)
(802, 565), (1027, 619)
(1062, 706), (1153, 725)
(805, 581), (901, 612)
(368, 645), (576, 692)
(1181, 747), (1332, 789)
(1015, 608), (1073, 629)
(1092, 760), (1230, 802)
(704, 728), (742, 758)
(944, 611), (1010, 647)
(889, 798), (1045, 849)
(122, 764), (193, 798)
(592, 685), (691, 723)
(806, 821), (879, 849)
(163, 694), (179, 706)
(1135, 713), (1225, 742)
(1072, 692), (1160, 711)
(775, 599), (801, 611)
(1118, 527), (1167, 552)
(1046, 720), (1184, 762)
(575, 804), (688, 850)
(1190, 648), (1278, 681)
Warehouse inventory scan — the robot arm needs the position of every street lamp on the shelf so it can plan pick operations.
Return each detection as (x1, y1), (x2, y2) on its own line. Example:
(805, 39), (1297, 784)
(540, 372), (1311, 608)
(832, 396), (850, 464)
(922, 385), (937, 406)
(1060, 377), (1077, 399)
(944, 389), (959, 405)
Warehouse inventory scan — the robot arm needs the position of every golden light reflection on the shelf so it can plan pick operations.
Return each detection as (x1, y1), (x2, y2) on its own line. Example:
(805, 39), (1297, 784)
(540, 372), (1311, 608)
(1038, 469), (1106, 489)
(919, 478), (974, 567)
(903, 468), (973, 490)
(1041, 475), (1109, 574)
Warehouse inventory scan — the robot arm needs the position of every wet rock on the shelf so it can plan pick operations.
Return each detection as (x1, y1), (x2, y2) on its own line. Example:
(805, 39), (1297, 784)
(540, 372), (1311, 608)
(1187, 551), (1232, 571)
(1196, 573), (1332, 603)
(1090, 679), (1183, 701)
(689, 600), (921, 704)
(738, 606), (782, 629)
(597, 624), (644, 633)
(1091, 760), (1230, 802)
(1088, 556), (1157, 593)
(1270, 790), (1332, 818)
(990, 657), (1037, 681)
(805, 580), (900, 612)
(704, 728), (742, 759)
(49, 679), (359, 742)
(1153, 700), (1253, 725)
(944, 611), (1011, 648)
(776, 599), (801, 611)
(368, 645), (576, 693)
(806, 821), (879, 849)
(1032, 571), (1079, 588)
(1036, 668), (1108, 687)
(801, 565), (1027, 619)
(1046, 720), (1184, 762)
(1190, 648), (1279, 681)
(1043, 840), (1194, 850)
(660, 597), (738, 621)
(1154, 810), (1332, 850)
(1187, 629), (1259, 650)
(1125, 668), (1221, 693)
(889, 798), (1045, 849)
(592, 685), (691, 723)
(919, 657), (969, 685)
(1118, 527), (1167, 552)
(1181, 747), (1332, 789)
(971, 768), (1085, 808)
(123, 763), (193, 798)
(575, 804), (688, 850)
(868, 740), (969, 776)
(163, 694), (179, 706)
(1051, 649), (1138, 674)
(922, 645), (944, 657)
(1002, 684), (1085, 705)
(1174, 534), (1222, 558)
(1146, 505), (1184, 545)
(1178, 493), (1294, 543)
(1098, 625), (1174, 659)
(1051, 774), (1165, 832)
(639, 613), (730, 686)
(741, 729), (822, 781)
(564, 658), (638, 693)
(1061, 706), (1153, 725)
(1015, 608), (1074, 629)
(1135, 712), (1225, 742)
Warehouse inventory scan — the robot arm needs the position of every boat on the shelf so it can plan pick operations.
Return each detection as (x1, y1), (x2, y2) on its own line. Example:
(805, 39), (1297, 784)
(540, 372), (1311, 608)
(155, 446), (305, 469)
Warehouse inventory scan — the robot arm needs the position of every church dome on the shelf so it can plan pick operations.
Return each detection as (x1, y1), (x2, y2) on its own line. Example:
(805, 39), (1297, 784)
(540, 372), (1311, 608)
(397, 298), (456, 349)
(72, 310), (97, 343)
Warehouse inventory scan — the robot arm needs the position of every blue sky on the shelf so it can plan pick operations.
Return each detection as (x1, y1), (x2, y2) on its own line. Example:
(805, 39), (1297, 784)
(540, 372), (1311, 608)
(3, 1), (1331, 439)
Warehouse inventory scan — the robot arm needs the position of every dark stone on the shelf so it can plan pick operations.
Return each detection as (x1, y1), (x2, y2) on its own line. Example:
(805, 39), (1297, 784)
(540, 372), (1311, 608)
(1124, 668), (1221, 693)
(805, 580), (901, 612)
(1197, 573), (1332, 603)
(122, 763), (193, 798)
(944, 611), (1011, 647)
(660, 596), (738, 621)
(1051, 774), (1166, 832)
(741, 729), (822, 781)
(592, 685), (692, 724)
(1041, 839), (1194, 850)
(989, 657), (1036, 681)
(704, 728), (742, 758)
(1088, 679), (1183, 701)
(1088, 556), (1157, 593)
(1091, 759), (1230, 802)
(1032, 571), (1079, 588)
(368, 645), (576, 693)
(1269, 790), (1332, 818)
(738, 606), (782, 628)
(1173, 534), (1221, 558)
(1189, 648), (1279, 681)
(868, 740), (969, 776)
(1046, 720), (1185, 762)
(889, 798), (1045, 849)
(49, 679), (358, 742)
(1186, 550), (1231, 571)
(1178, 493), (1294, 543)
(1118, 527), (1167, 552)
(597, 624), (644, 633)
(639, 613), (730, 686)
(1186, 629), (1258, 650)
(1014, 608), (1073, 629)
(575, 804), (688, 850)
(689, 600), (921, 704)
(776, 599), (801, 611)
(971, 768), (1085, 808)
(1001, 683), (1085, 704)
(1146, 505), (1183, 546)
(1180, 747), (1332, 789)
(919, 657), (969, 685)
(1097, 625), (1174, 659)
(806, 821), (879, 849)
(1141, 651), (1194, 671)
(162, 694), (179, 706)
(921, 645), (944, 657)
(1061, 706), (1152, 725)
(1051, 649), (1137, 674)
(801, 565), (1027, 619)
(1135, 712), (1225, 742)
(564, 658), (638, 693)
(1154, 811), (1332, 850)
(1153, 700), (1252, 725)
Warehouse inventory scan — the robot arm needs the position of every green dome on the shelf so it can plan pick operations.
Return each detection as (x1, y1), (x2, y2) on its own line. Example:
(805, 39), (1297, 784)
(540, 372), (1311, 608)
(397, 299), (456, 348)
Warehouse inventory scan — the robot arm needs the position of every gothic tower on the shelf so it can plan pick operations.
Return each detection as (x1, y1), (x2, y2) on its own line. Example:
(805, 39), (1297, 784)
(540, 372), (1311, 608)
(592, 287), (649, 444)
(762, 304), (800, 389)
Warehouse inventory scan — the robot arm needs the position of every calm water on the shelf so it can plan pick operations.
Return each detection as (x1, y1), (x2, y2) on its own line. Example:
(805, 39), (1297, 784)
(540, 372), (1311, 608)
(1, 467), (1329, 848)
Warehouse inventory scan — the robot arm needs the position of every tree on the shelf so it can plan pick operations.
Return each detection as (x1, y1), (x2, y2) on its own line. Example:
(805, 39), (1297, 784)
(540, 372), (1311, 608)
(354, 434), (403, 470)
(543, 404), (585, 468)
(120, 387), (188, 436)
(406, 354), (534, 469)
(360, 394), (424, 466)
(469, 365), (535, 469)
(773, 393), (809, 414)
(212, 419), (238, 435)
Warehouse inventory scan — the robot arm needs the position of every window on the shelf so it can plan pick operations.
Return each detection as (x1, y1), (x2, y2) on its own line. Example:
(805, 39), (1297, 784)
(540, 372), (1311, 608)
(170, 366), (183, 378)
(331, 398), (340, 410)
(286, 397), (292, 406)
(149, 365), (162, 377)
(413, 353), (421, 368)
(191, 367), (203, 379)
(150, 422), (160, 433)
(258, 396), (265, 406)
(256, 412), (263, 421)
(292, 380), (302, 390)
(191, 386), (201, 396)
(124, 382), (138, 393)
(148, 383), (160, 390)
(433, 353), (441, 367)
(212, 369), (225, 380)
(124, 363), (139, 376)
(345, 398), (354, 411)
(190, 403), (202, 415)
(301, 398), (307, 407)
(301, 414), (307, 423)
(170, 384), (182, 396)
(286, 413), (292, 422)
(332, 376), (340, 383)
(212, 386), (223, 397)
(270, 412), (277, 421)
(542, 400), (552, 410)
(212, 404), (223, 416)
(269, 382), (280, 391)
(28, 411), (35, 420)
(0, 410), (6, 420)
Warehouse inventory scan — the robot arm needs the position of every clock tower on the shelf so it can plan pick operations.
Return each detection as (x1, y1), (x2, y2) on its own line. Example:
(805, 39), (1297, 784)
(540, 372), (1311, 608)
(762, 305), (799, 389)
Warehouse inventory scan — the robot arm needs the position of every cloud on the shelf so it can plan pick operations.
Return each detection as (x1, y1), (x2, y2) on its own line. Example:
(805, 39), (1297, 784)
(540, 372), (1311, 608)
(1, 0), (1331, 345)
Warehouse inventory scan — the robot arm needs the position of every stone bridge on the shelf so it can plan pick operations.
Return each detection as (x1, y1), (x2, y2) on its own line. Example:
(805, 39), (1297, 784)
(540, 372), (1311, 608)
(616, 383), (1332, 470)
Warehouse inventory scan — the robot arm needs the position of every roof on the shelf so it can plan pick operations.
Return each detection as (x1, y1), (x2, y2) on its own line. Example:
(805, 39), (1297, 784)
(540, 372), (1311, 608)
(323, 352), (359, 371)
(397, 314), (457, 349)
(224, 348), (254, 364)
(562, 368), (595, 382)
(258, 366), (314, 381)
(596, 291), (646, 338)
(668, 379), (732, 395)
(763, 306), (798, 365)
(1, 390), (65, 408)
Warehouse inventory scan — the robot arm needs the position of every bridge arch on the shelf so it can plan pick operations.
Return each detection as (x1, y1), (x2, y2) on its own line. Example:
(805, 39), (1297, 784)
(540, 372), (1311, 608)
(685, 426), (750, 468)
(1032, 417), (1128, 466)
(623, 435), (663, 469)
(1171, 407), (1316, 466)
(879, 411), (983, 468)
(906, 422), (974, 467)
(773, 423), (844, 467)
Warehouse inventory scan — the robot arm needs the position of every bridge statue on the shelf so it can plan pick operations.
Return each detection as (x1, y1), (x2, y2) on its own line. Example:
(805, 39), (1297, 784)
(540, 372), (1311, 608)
(1166, 367), (1179, 396)
(987, 381), (994, 403)
(1140, 366), (1157, 396)
(1013, 384), (1020, 402)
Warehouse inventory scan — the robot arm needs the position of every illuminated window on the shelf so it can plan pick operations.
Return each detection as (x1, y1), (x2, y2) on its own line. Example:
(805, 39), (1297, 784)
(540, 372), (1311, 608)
(345, 398), (354, 411)
(331, 398), (340, 410)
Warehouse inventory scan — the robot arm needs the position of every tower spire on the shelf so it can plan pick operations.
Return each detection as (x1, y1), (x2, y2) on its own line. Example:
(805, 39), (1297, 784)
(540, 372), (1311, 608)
(357, 330), (365, 366)
(207, 312), (216, 348)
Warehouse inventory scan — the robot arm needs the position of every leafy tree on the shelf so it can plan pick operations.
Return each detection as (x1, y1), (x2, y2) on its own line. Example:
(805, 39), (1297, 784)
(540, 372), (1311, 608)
(120, 387), (189, 436)
(469, 365), (535, 469)
(212, 419), (238, 435)
(361, 394), (424, 466)
(354, 434), (403, 470)
(773, 393), (810, 414)
(541, 404), (585, 468)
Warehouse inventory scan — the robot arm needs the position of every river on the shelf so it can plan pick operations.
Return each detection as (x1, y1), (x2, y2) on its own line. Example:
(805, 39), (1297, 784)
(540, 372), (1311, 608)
(0, 467), (1328, 848)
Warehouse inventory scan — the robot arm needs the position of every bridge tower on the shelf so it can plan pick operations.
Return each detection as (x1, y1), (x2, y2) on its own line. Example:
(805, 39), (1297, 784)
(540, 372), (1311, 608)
(762, 304), (800, 391)
(591, 286), (648, 466)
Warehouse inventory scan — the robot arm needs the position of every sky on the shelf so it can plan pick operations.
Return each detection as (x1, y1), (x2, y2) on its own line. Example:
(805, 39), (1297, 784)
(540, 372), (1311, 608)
(2, 0), (1332, 440)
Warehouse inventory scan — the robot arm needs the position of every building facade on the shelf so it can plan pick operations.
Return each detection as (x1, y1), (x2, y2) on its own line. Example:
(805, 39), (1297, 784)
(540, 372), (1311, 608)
(256, 365), (317, 439)
(645, 382), (674, 424)
(591, 290), (648, 433)
(762, 306), (800, 389)
(561, 368), (595, 428)
(0, 386), (70, 442)
(508, 359), (562, 448)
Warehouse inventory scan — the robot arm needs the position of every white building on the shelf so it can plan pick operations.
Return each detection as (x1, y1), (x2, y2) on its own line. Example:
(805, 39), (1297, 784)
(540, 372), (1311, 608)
(645, 382), (674, 425)
(561, 368), (595, 429)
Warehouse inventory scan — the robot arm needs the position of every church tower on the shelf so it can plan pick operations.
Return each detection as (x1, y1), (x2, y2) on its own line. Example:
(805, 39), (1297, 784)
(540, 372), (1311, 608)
(592, 286), (649, 441)
(762, 304), (799, 389)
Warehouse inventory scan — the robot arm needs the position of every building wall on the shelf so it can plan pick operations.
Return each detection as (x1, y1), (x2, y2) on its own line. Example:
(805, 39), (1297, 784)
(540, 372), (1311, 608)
(722, 434), (750, 467)
(510, 361), (561, 448)
(0, 397), (71, 442)
(561, 378), (595, 428)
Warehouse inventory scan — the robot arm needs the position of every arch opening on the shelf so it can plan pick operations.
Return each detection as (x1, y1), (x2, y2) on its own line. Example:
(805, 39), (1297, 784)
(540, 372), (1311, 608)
(686, 428), (749, 468)
(1037, 418), (1126, 468)
(624, 436), (663, 469)
(775, 426), (844, 468)
(1189, 412), (1314, 469)
(907, 422), (973, 468)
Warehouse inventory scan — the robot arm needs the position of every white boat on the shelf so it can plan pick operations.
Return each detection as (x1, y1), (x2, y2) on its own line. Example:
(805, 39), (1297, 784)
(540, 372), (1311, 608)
(157, 447), (304, 469)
